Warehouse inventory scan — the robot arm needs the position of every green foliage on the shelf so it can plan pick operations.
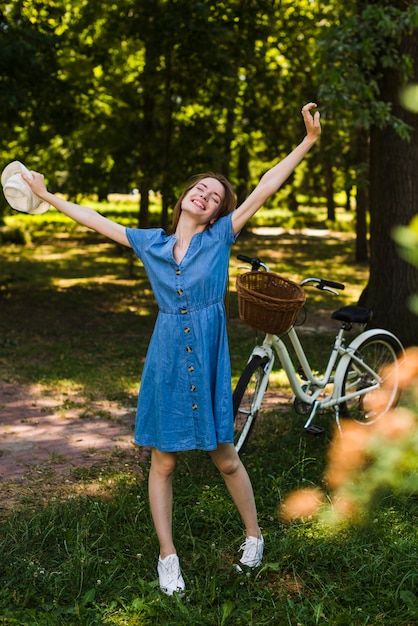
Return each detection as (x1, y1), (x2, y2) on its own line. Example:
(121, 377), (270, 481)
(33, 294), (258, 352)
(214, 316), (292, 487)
(393, 214), (418, 269)
(393, 215), (418, 314)
(0, 0), (342, 218)
(2, 0), (418, 243)
(318, 1), (418, 134)
(401, 84), (418, 112)
(0, 2), (69, 155)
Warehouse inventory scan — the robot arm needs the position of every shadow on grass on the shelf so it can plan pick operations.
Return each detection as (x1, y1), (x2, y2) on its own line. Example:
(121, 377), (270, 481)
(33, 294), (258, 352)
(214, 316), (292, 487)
(0, 414), (417, 625)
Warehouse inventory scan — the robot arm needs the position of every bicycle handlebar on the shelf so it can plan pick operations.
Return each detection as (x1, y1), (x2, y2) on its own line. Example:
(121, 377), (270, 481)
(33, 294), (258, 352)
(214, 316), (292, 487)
(236, 255), (345, 293)
(236, 254), (269, 271)
(300, 277), (345, 292)
(300, 277), (345, 296)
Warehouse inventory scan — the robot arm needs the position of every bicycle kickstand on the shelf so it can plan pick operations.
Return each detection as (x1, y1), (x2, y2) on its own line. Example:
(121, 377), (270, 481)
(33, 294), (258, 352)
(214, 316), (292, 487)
(333, 405), (343, 437)
(303, 402), (325, 436)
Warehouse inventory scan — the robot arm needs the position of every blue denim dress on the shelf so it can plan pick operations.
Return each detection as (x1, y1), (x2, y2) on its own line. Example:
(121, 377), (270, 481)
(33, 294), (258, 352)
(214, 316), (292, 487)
(126, 213), (238, 452)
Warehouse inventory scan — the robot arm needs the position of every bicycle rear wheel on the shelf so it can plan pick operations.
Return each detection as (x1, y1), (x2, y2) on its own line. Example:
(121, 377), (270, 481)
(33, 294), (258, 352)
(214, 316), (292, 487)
(341, 333), (402, 425)
(233, 355), (270, 452)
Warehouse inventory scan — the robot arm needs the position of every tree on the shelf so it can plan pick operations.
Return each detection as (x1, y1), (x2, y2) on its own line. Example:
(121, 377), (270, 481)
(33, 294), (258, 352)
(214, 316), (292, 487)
(318, 0), (418, 346)
(366, 1), (418, 346)
(0, 1), (68, 218)
(2, 0), (327, 224)
(3, 0), (417, 348)
(42, 0), (143, 201)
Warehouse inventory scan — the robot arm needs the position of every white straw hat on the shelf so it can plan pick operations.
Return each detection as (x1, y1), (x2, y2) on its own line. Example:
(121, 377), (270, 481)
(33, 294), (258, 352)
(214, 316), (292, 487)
(1, 161), (49, 214)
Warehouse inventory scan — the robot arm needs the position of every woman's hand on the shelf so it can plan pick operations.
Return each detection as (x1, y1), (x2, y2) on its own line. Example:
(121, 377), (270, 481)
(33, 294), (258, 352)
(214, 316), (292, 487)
(231, 102), (321, 234)
(301, 102), (321, 142)
(21, 170), (49, 201)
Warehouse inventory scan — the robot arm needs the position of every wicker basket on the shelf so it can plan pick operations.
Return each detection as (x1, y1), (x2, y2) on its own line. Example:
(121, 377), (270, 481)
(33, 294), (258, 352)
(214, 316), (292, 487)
(236, 271), (306, 335)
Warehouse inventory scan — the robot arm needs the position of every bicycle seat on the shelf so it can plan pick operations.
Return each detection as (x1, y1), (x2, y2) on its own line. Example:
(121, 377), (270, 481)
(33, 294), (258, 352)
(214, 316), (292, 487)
(331, 305), (372, 324)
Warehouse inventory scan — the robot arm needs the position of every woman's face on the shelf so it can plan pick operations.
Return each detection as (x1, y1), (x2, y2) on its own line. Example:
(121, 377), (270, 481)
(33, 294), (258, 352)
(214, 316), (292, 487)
(181, 177), (226, 225)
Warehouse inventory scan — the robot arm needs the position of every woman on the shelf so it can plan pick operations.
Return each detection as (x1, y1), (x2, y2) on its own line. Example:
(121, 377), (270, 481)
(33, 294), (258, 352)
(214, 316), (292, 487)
(23, 102), (321, 595)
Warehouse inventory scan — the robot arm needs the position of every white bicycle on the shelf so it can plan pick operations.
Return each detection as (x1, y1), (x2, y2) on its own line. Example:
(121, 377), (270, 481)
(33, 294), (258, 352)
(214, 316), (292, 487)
(233, 254), (405, 452)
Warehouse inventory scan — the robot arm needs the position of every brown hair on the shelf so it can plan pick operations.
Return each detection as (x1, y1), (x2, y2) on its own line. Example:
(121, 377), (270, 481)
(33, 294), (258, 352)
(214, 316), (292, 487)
(169, 172), (236, 234)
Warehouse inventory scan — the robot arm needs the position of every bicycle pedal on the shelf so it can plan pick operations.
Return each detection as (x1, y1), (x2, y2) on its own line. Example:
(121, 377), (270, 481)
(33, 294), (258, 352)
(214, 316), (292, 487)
(304, 425), (325, 436)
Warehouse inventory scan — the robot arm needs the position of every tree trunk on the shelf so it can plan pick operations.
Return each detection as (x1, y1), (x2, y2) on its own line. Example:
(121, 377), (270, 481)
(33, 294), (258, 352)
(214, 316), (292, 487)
(139, 181), (150, 229)
(355, 185), (369, 263)
(344, 187), (352, 212)
(363, 29), (418, 346)
(323, 159), (335, 222)
(236, 145), (250, 207)
(160, 47), (174, 232)
(319, 141), (336, 221)
(354, 127), (369, 263)
(161, 192), (170, 232)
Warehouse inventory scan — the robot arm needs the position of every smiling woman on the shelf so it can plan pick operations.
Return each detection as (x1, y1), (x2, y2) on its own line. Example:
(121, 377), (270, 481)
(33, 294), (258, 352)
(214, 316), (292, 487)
(181, 179), (223, 221)
(170, 172), (236, 239)
(189, 179), (224, 208)
(19, 102), (321, 596)
(170, 174), (235, 263)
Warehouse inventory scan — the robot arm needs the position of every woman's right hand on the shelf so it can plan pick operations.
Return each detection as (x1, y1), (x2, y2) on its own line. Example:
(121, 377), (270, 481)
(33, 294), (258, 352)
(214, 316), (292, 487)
(21, 170), (49, 200)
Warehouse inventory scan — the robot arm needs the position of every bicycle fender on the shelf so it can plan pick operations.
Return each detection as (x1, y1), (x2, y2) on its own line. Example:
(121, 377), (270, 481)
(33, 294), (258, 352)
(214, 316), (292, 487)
(344, 328), (404, 355)
(333, 328), (405, 396)
(245, 345), (274, 375)
(251, 344), (274, 362)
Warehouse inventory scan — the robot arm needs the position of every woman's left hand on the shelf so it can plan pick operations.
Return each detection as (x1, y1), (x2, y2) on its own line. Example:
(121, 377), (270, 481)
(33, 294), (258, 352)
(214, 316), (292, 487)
(301, 102), (321, 141)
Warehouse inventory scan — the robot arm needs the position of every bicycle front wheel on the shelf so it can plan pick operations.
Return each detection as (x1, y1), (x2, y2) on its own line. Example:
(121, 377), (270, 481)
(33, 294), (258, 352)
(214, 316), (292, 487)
(341, 333), (402, 425)
(233, 355), (270, 452)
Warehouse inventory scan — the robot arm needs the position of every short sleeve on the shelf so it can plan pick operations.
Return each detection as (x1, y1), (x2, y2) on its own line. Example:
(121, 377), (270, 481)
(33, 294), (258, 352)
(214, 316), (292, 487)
(206, 212), (238, 246)
(125, 227), (167, 260)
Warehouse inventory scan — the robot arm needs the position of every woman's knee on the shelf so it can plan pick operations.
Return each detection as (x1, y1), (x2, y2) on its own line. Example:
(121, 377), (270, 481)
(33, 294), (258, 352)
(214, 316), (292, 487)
(210, 444), (241, 476)
(150, 448), (177, 477)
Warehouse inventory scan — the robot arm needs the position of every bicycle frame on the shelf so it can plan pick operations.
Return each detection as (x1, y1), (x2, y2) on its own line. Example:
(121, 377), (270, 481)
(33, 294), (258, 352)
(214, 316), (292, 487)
(246, 325), (402, 433)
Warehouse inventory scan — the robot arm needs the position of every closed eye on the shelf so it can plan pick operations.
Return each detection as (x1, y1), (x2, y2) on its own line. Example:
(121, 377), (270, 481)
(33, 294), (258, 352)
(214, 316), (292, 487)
(195, 183), (222, 204)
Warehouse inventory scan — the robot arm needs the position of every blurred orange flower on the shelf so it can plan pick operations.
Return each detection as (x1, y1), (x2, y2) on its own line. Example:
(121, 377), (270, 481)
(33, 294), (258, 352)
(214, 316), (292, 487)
(279, 487), (325, 522)
(325, 421), (371, 489)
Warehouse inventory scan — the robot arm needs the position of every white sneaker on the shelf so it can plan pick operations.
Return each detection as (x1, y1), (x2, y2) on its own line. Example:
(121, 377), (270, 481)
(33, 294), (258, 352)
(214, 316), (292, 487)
(236, 535), (264, 572)
(157, 554), (185, 596)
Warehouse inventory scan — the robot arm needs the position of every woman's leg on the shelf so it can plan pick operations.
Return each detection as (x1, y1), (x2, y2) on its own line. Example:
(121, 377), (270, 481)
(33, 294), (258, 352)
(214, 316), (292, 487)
(149, 448), (185, 595)
(209, 443), (261, 539)
(148, 447), (177, 558)
(210, 443), (263, 569)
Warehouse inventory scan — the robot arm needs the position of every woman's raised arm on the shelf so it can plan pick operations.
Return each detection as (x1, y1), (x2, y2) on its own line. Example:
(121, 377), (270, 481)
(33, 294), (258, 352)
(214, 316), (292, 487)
(22, 171), (131, 247)
(231, 103), (321, 235)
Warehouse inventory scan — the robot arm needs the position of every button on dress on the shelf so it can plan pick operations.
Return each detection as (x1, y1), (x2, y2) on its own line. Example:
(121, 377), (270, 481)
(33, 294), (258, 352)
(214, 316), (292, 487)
(126, 213), (239, 452)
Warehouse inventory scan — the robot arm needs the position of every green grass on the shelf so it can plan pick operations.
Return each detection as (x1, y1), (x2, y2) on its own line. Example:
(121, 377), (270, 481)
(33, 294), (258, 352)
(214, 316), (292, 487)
(1, 444), (417, 625)
(1, 204), (417, 625)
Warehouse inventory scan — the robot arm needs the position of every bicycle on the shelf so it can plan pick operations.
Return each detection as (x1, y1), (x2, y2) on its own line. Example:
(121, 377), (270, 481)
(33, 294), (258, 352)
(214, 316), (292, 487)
(232, 254), (405, 452)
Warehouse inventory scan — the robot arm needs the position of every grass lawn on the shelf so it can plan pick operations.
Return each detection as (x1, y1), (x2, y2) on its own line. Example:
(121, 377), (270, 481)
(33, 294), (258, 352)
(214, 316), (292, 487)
(0, 203), (417, 625)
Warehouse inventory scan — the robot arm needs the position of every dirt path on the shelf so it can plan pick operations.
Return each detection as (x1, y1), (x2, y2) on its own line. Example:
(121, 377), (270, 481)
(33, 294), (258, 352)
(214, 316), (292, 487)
(0, 379), (293, 515)
(0, 380), (148, 513)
